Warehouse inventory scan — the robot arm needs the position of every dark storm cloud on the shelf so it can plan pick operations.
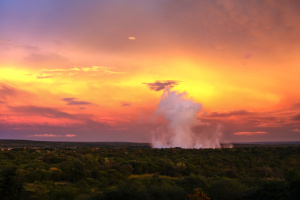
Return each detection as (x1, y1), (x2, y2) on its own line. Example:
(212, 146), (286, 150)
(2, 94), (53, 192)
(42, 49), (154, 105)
(62, 98), (91, 106)
(143, 80), (179, 91)
(207, 110), (256, 117)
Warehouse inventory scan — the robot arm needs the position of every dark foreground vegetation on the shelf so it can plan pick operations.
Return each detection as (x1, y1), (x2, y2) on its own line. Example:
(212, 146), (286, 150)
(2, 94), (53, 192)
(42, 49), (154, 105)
(0, 141), (300, 200)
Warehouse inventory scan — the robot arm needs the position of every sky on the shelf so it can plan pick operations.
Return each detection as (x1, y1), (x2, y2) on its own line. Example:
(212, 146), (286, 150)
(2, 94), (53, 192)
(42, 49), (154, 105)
(0, 0), (300, 143)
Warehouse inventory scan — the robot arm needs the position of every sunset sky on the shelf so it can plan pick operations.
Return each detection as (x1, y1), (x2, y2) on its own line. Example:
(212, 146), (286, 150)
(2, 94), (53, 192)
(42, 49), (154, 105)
(1, 0), (300, 143)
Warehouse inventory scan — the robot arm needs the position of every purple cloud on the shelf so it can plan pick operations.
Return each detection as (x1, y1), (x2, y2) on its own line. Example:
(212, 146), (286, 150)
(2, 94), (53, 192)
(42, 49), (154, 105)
(292, 113), (300, 121)
(143, 80), (179, 91)
(121, 102), (131, 107)
(244, 53), (254, 59)
(0, 84), (16, 98)
(9, 106), (77, 119)
(62, 98), (91, 106)
(293, 102), (300, 108)
(207, 110), (256, 117)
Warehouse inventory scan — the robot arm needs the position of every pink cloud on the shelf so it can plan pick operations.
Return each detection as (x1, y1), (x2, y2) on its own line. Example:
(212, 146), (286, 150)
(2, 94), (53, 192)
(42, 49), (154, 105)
(292, 129), (300, 132)
(29, 134), (63, 137)
(65, 134), (76, 137)
(234, 131), (268, 136)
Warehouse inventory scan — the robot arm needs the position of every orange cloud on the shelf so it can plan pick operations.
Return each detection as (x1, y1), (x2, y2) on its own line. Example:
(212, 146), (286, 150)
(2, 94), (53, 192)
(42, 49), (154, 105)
(29, 134), (63, 137)
(128, 36), (136, 40)
(38, 66), (105, 73)
(28, 134), (76, 138)
(234, 132), (268, 136)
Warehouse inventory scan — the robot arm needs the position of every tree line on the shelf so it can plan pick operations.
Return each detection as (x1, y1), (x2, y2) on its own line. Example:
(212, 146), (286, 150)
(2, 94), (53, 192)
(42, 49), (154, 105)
(0, 146), (299, 199)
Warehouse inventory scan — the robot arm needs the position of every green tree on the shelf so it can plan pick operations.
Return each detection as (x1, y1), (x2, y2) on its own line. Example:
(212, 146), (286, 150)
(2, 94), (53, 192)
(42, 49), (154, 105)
(209, 178), (247, 200)
(187, 188), (210, 200)
(0, 165), (23, 200)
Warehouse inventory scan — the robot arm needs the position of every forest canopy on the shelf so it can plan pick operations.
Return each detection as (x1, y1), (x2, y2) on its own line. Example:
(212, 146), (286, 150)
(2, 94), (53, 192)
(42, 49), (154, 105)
(0, 141), (300, 200)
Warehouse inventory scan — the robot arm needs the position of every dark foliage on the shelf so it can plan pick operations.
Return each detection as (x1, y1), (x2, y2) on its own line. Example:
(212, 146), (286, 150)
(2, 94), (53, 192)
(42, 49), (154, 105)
(0, 142), (300, 199)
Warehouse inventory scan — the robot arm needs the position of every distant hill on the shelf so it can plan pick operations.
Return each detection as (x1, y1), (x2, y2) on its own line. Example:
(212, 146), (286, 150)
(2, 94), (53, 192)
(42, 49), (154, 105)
(1, 139), (300, 149)
(232, 141), (300, 147)
(0, 139), (151, 148)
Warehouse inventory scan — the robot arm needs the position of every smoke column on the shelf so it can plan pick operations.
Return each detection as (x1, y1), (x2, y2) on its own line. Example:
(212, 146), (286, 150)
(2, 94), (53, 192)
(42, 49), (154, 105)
(152, 89), (221, 148)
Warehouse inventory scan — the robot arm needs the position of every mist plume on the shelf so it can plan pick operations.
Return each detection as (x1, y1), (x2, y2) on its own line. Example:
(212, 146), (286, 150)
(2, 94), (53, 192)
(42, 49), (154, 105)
(152, 89), (221, 148)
